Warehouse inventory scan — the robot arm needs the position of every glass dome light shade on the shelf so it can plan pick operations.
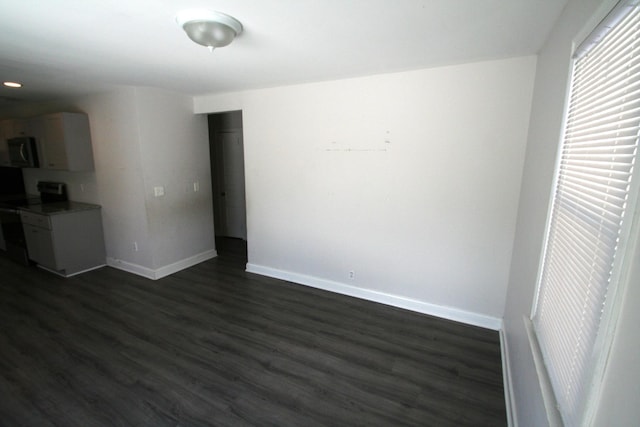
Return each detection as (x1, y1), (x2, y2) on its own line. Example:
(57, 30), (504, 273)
(182, 20), (237, 48)
(176, 10), (243, 49)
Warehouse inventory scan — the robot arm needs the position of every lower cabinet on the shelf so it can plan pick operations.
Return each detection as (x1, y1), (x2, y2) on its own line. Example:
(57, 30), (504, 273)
(20, 208), (106, 277)
(23, 223), (57, 268)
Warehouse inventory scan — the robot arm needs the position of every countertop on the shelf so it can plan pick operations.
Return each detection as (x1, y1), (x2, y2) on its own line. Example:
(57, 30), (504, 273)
(19, 201), (102, 216)
(0, 193), (41, 207)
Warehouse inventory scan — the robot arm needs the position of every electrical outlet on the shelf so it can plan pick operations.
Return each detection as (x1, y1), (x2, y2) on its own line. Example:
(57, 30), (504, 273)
(154, 186), (165, 197)
(349, 271), (355, 280)
(193, 181), (200, 192)
(133, 241), (139, 252)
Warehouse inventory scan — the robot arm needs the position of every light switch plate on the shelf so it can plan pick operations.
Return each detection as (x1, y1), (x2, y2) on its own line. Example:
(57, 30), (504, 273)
(154, 186), (165, 197)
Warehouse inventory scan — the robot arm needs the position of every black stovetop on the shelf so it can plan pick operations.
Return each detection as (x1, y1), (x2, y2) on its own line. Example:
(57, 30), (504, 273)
(0, 194), (42, 208)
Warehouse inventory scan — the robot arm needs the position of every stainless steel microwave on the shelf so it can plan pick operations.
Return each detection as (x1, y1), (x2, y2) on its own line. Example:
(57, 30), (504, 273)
(7, 137), (39, 168)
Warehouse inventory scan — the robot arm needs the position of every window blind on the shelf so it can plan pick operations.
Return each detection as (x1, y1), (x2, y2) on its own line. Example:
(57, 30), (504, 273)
(533, 3), (640, 426)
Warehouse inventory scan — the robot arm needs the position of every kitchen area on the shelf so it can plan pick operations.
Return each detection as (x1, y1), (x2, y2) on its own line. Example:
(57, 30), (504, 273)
(0, 112), (106, 277)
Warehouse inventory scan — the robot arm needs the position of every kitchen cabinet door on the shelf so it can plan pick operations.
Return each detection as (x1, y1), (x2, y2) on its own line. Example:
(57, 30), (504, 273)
(27, 116), (45, 165)
(42, 115), (69, 170)
(21, 207), (105, 277)
(23, 224), (57, 269)
(39, 113), (94, 171)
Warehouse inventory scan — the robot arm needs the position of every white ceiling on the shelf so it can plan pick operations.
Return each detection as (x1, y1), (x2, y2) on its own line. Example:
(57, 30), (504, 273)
(0, 0), (568, 105)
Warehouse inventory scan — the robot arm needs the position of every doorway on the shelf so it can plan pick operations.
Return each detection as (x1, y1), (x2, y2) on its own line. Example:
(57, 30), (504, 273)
(208, 111), (247, 261)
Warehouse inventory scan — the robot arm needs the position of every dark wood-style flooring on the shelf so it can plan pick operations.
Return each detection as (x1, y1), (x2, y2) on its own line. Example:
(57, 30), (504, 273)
(0, 238), (506, 426)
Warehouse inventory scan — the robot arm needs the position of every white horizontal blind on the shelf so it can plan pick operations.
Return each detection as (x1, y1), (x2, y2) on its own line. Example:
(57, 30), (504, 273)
(533, 3), (640, 426)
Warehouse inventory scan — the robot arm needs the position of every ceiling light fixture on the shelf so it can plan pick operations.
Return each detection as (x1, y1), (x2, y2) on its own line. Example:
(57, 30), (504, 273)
(176, 10), (243, 52)
(3, 81), (22, 88)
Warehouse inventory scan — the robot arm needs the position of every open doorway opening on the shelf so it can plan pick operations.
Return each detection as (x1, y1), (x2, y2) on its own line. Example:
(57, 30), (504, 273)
(208, 111), (247, 262)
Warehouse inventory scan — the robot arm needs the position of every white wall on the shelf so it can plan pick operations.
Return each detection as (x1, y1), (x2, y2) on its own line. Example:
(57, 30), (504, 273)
(80, 88), (154, 268)
(16, 86), (215, 277)
(502, 0), (640, 425)
(195, 56), (536, 327)
(134, 87), (215, 270)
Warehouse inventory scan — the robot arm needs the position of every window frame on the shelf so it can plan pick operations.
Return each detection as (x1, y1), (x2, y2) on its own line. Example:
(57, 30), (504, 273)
(530, 1), (640, 425)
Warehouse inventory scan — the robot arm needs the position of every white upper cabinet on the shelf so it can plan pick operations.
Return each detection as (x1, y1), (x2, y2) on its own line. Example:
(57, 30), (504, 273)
(29, 112), (94, 171)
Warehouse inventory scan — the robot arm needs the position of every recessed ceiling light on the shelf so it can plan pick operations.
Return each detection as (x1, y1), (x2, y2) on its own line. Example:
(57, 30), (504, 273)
(3, 82), (22, 88)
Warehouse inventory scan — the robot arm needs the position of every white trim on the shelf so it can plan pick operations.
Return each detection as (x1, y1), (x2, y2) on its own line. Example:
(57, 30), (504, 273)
(37, 263), (107, 278)
(573, 0), (631, 57)
(107, 249), (217, 280)
(583, 173), (640, 425)
(154, 249), (218, 279)
(107, 257), (158, 279)
(530, 55), (576, 320)
(245, 263), (502, 330)
(524, 316), (563, 427)
(500, 329), (518, 427)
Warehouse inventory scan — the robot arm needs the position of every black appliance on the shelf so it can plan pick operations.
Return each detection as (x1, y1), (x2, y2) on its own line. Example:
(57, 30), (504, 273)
(0, 166), (26, 194)
(0, 181), (68, 265)
(0, 196), (37, 264)
(37, 181), (68, 203)
(7, 136), (39, 168)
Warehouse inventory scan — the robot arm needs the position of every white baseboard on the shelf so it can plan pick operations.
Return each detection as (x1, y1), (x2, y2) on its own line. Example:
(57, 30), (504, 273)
(107, 258), (156, 279)
(500, 328), (517, 427)
(245, 263), (503, 331)
(154, 249), (218, 279)
(107, 249), (217, 280)
(38, 263), (107, 278)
